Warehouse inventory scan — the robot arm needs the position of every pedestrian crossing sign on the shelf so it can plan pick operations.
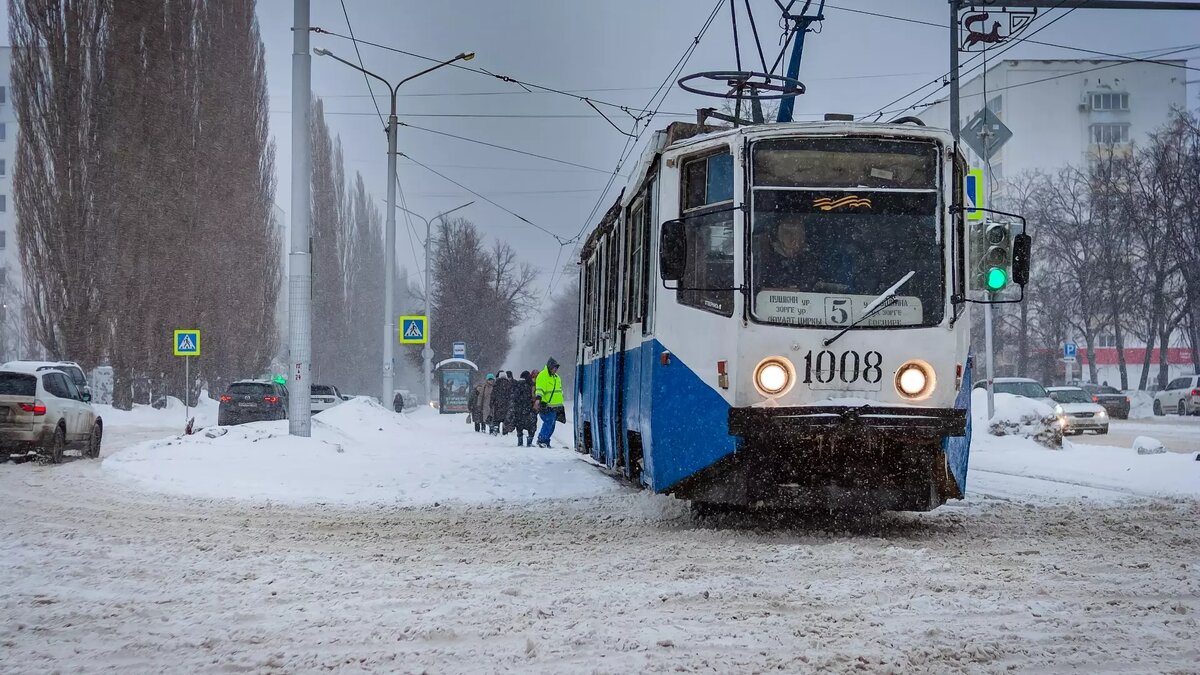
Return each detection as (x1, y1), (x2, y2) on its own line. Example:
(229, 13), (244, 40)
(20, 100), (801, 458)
(965, 168), (984, 221)
(173, 329), (201, 357)
(399, 316), (427, 344)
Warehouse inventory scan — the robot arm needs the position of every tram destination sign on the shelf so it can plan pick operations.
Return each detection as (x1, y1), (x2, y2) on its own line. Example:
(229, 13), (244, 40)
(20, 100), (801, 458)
(755, 291), (923, 327)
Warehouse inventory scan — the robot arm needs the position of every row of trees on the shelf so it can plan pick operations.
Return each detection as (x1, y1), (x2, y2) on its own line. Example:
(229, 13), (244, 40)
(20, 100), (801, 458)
(989, 110), (1200, 389)
(11, 0), (280, 407)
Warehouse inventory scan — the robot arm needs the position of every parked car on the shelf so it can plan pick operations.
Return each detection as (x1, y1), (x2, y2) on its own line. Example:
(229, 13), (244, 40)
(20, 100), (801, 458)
(978, 377), (1057, 408)
(1, 360), (92, 401)
(311, 384), (343, 413)
(1153, 374), (1200, 416)
(0, 367), (102, 463)
(218, 380), (289, 425)
(1074, 383), (1130, 419)
(1046, 386), (1109, 435)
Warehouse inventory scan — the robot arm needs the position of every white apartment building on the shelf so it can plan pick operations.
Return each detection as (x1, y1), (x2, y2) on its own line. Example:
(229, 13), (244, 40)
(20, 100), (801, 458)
(918, 59), (1189, 184)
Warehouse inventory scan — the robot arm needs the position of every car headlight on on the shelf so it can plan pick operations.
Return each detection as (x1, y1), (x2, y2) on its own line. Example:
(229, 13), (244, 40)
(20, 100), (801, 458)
(1096, 409), (1107, 418)
(754, 357), (794, 397)
(1054, 404), (1064, 415)
(894, 360), (935, 400)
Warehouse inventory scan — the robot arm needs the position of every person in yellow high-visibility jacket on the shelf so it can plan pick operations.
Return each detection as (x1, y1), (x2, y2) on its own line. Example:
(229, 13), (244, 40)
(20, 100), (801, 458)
(534, 357), (564, 447)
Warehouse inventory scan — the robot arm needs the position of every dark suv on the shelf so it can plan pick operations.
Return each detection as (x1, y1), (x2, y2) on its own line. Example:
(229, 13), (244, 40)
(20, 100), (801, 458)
(1076, 383), (1130, 419)
(218, 380), (289, 425)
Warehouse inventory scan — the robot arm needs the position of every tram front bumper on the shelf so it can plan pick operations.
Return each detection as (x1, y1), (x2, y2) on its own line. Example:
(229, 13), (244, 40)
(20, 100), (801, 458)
(729, 405), (967, 440)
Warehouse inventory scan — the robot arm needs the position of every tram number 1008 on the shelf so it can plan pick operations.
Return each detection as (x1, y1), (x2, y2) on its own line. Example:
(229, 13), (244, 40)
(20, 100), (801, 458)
(801, 350), (883, 385)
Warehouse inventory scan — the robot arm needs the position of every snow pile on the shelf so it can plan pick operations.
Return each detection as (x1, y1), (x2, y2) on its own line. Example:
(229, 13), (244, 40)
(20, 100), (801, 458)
(103, 398), (622, 506)
(974, 390), (1062, 448)
(1127, 390), (1156, 419)
(1133, 435), (1166, 455)
(94, 393), (218, 429)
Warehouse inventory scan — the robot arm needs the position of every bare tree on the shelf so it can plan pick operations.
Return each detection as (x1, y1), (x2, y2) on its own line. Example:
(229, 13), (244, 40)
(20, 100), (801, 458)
(422, 218), (538, 373)
(10, 0), (108, 368)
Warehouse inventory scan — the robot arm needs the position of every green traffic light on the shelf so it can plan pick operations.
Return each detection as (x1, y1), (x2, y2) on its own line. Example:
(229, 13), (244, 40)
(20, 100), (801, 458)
(986, 266), (1008, 291)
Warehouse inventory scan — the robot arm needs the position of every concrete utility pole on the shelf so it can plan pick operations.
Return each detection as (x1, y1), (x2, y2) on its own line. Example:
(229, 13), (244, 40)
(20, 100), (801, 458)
(312, 48), (474, 408)
(288, 0), (313, 436)
(394, 202), (474, 407)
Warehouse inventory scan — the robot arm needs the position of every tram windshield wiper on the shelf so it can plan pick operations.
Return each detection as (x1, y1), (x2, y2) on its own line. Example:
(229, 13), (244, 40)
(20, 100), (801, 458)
(822, 271), (915, 347)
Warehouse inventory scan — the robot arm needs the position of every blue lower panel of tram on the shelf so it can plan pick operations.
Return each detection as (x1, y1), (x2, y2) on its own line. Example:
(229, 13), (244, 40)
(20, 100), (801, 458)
(575, 339), (738, 492)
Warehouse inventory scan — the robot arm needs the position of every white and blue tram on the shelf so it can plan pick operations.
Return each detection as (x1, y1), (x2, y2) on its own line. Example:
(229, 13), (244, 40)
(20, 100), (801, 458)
(574, 119), (984, 511)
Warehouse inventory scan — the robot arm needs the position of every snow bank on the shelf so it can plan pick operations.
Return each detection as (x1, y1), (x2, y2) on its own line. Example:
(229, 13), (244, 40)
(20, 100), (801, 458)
(94, 393), (218, 429)
(103, 398), (623, 507)
(971, 432), (1200, 498)
(973, 390), (1062, 448)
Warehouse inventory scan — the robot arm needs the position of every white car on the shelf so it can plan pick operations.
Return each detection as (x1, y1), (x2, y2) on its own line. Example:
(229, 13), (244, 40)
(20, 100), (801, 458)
(980, 377), (1057, 408)
(311, 384), (343, 413)
(1153, 374), (1199, 416)
(1046, 386), (1109, 435)
(0, 367), (102, 463)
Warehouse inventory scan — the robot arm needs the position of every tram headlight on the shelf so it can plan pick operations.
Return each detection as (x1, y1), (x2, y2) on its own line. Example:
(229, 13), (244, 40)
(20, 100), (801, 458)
(895, 360), (935, 400)
(754, 357), (794, 397)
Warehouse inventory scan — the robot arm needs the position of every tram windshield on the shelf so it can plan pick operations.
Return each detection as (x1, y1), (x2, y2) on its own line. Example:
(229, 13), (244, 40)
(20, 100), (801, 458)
(749, 137), (945, 328)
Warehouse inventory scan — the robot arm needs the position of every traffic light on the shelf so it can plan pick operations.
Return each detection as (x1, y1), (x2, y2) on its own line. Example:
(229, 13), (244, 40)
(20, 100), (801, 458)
(970, 220), (1013, 293)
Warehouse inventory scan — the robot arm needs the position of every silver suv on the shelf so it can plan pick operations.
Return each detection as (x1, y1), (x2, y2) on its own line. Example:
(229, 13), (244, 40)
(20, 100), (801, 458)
(1, 360), (92, 401)
(0, 367), (102, 463)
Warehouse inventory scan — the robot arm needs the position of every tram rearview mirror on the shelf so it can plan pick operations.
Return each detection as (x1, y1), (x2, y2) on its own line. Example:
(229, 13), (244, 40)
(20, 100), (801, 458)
(660, 219), (687, 282)
(1012, 233), (1031, 286)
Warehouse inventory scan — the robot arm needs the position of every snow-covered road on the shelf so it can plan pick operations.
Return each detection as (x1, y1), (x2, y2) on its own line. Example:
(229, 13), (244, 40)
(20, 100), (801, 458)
(1, 414), (1197, 673)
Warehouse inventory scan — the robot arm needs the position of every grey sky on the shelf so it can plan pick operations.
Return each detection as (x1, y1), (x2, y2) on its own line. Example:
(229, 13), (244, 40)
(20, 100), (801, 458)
(4, 1), (1199, 320)
(252, 0), (1199, 319)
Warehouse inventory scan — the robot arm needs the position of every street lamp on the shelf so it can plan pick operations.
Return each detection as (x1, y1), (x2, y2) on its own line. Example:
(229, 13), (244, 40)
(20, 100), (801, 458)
(394, 202), (473, 406)
(313, 47), (474, 408)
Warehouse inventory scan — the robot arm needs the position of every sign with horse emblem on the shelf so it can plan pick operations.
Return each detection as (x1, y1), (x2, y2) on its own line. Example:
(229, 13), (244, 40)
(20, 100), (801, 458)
(959, 7), (1037, 51)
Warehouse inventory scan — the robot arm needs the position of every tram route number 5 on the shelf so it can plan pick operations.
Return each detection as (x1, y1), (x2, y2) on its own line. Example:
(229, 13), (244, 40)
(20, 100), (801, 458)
(802, 349), (883, 385)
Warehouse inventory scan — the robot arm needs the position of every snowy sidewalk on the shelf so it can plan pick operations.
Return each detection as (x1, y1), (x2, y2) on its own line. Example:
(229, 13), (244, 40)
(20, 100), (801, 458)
(103, 399), (624, 506)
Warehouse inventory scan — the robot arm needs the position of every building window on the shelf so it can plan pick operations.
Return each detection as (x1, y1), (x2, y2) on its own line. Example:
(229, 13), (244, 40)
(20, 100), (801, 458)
(1091, 92), (1128, 111)
(1090, 123), (1129, 145)
(0, 123), (5, 141)
(0, 86), (6, 104)
(0, 195), (6, 212)
(0, 231), (6, 250)
(0, 159), (5, 176)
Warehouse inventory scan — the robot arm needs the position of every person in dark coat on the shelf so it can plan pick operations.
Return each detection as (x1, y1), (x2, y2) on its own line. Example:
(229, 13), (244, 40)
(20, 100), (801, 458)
(510, 371), (537, 447)
(488, 371), (508, 435)
(465, 372), (489, 429)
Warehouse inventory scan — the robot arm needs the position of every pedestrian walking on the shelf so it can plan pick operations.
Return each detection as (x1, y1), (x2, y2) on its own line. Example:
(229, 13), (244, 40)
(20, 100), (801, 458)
(511, 371), (537, 447)
(534, 357), (565, 448)
(468, 378), (486, 432)
(488, 371), (506, 435)
(480, 373), (496, 434)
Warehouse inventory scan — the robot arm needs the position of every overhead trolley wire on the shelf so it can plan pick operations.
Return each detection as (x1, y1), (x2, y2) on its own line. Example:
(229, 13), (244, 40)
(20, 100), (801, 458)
(311, 26), (672, 119)
(399, 153), (570, 245)
(825, 3), (1200, 74)
(536, 0), (726, 313)
(859, 0), (1077, 121)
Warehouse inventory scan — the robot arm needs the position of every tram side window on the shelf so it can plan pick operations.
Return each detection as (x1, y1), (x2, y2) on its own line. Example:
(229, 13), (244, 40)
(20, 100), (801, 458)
(678, 151), (735, 317)
(624, 199), (645, 325)
(582, 259), (595, 346)
(640, 178), (655, 334)
(606, 237), (620, 340)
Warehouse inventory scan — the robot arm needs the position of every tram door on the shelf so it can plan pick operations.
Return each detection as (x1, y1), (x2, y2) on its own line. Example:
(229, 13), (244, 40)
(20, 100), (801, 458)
(594, 238), (613, 466)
